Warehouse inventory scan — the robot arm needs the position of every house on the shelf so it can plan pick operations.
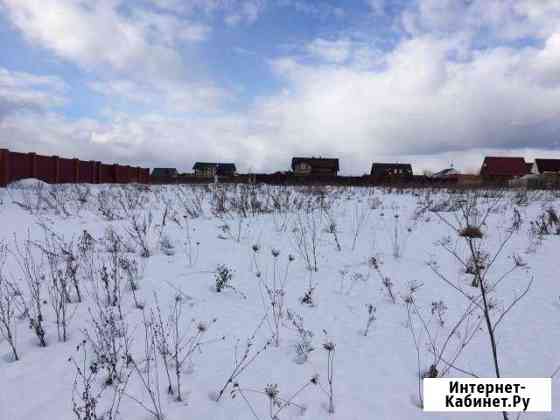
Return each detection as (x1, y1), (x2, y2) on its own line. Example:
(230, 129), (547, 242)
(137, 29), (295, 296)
(370, 163), (413, 178)
(151, 168), (178, 178)
(291, 157), (339, 176)
(193, 162), (237, 177)
(531, 159), (560, 175)
(479, 157), (528, 179)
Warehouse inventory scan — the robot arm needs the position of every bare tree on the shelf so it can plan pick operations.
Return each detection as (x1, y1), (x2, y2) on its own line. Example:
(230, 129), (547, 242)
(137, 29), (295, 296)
(127, 310), (165, 420)
(257, 250), (294, 347)
(231, 377), (317, 420)
(292, 209), (321, 272)
(71, 337), (132, 420)
(431, 193), (534, 420)
(126, 211), (155, 258)
(0, 243), (19, 360)
(83, 299), (131, 386)
(215, 315), (271, 402)
(321, 339), (336, 414)
(350, 200), (371, 251)
(119, 255), (144, 310)
(13, 236), (47, 347)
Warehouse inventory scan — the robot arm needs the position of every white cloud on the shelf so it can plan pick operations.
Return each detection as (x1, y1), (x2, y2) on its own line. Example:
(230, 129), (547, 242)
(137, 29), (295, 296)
(0, 68), (67, 118)
(89, 79), (229, 114)
(0, 111), (266, 171)
(0, 0), (205, 79)
(402, 0), (560, 40)
(133, 10), (211, 44)
(225, 0), (265, 26)
(529, 32), (560, 85)
(277, 0), (345, 20)
(3, 0), (560, 176)
(260, 33), (560, 172)
(149, 0), (224, 15)
(307, 38), (352, 64)
(150, 0), (266, 26)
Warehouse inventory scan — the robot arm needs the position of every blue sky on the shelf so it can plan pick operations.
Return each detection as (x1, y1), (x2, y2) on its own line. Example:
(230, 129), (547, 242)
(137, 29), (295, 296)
(1, 0), (560, 174)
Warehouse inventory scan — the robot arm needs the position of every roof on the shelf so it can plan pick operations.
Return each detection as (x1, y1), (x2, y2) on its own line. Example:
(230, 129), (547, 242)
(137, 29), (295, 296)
(534, 158), (560, 173)
(480, 157), (528, 177)
(291, 157), (339, 171)
(151, 168), (178, 177)
(193, 162), (236, 170)
(192, 162), (236, 175)
(370, 163), (413, 175)
(432, 167), (459, 178)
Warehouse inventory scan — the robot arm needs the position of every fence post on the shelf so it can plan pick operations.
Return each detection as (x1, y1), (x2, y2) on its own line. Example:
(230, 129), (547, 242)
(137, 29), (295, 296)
(53, 156), (60, 183)
(0, 149), (9, 187)
(73, 158), (80, 183)
(28, 152), (37, 179)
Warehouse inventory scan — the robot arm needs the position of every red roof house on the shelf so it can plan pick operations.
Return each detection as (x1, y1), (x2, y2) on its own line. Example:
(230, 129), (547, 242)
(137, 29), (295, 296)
(480, 157), (529, 179)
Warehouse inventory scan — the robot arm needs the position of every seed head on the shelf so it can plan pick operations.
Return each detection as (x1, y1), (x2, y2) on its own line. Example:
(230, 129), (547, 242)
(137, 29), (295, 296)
(323, 341), (335, 352)
(459, 226), (483, 239)
(265, 383), (279, 400)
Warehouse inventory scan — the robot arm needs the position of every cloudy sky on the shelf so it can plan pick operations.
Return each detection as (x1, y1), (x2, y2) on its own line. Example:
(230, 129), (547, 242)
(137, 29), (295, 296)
(1, 0), (560, 174)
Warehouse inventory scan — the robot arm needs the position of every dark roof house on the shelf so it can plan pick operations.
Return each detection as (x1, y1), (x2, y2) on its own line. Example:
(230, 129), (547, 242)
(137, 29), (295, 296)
(479, 157), (528, 178)
(193, 162), (237, 177)
(370, 163), (413, 177)
(151, 168), (178, 178)
(532, 159), (560, 174)
(291, 157), (339, 175)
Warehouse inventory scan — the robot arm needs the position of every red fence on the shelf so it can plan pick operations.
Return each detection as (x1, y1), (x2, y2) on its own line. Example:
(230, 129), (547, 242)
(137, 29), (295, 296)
(0, 148), (149, 187)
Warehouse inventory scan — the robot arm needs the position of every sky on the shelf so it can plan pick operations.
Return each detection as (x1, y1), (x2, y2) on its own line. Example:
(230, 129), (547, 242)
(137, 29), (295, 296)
(1, 0), (560, 175)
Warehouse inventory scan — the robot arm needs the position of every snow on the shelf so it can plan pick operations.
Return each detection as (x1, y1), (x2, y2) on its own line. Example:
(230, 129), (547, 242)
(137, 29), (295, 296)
(7, 178), (50, 189)
(0, 184), (558, 420)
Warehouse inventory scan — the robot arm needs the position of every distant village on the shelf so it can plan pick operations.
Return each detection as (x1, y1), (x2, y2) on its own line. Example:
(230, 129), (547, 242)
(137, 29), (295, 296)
(2, 147), (560, 188)
(151, 156), (560, 188)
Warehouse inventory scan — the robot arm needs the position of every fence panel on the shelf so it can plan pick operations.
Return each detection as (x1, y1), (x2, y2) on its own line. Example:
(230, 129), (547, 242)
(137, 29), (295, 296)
(36, 154), (57, 183)
(0, 148), (150, 186)
(9, 152), (31, 182)
(58, 157), (75, 183)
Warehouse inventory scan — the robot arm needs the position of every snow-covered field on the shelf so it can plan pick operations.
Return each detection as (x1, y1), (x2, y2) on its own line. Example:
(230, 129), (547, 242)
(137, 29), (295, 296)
(0, 180), (558, 420)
